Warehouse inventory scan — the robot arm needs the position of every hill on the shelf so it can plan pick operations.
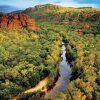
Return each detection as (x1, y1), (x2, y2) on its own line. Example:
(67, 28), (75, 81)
(23, 4), (100, 21)
(0, 5), (19, 13)
(22, 4), (100, 35)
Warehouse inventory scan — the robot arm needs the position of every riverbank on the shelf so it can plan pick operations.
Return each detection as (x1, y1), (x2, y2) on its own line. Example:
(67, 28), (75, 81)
(12, 77), (48, 100)
(45, 42), (72, 99)
(12, 42), (72, 100)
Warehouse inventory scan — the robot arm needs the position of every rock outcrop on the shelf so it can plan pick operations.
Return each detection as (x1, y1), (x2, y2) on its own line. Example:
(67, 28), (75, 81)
(0, 13), (37, 30)
(83, 23), (90, 29)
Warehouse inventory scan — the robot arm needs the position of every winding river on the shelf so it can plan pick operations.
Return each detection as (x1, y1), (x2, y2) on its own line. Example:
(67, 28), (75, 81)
(45, 42), (72, 99)
(12, 42), (72, 100)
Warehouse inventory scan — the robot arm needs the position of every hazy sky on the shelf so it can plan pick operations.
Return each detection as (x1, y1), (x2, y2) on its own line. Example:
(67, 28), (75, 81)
(0, 0), (100, 9)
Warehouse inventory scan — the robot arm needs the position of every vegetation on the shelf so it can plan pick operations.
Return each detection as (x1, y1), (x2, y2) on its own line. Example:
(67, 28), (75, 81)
(58, 32), (100, 100)
(23, 4), (100, 22)
(36, 22), (100, 100)
(0, 27), (62, 99)
(0, 3), (100, 100)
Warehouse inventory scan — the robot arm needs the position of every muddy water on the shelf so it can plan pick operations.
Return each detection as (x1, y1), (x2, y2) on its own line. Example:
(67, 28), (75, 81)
(45, 42), (72, 99)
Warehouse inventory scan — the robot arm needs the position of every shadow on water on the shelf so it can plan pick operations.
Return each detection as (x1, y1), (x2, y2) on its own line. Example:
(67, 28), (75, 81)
(45, 42), (72, 99)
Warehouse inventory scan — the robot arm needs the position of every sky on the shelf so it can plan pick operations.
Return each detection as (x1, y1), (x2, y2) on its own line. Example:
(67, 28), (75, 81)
(0, 0), (100, 9)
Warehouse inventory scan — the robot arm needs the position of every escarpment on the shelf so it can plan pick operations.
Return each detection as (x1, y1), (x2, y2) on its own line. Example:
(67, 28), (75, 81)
(0, 13), (37, 30)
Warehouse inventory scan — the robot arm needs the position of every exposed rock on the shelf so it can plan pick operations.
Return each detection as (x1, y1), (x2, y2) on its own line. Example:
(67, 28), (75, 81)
(84, 13), (93, 19)
(0, 13), (37, 30)
(71, 20), (78, 25)
(83, 23), (90, 29)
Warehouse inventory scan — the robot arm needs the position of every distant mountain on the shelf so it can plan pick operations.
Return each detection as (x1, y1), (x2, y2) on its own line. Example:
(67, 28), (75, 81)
(22, 4), (73, 20)
(23, 4), (70, 15)
(23, 4), (99, 15)
(22, 4), (100, 22)
(0, 5), (19, 13)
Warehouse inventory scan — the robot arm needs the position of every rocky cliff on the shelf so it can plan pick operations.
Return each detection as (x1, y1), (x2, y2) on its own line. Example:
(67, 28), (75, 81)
(0, 13), (37, 30)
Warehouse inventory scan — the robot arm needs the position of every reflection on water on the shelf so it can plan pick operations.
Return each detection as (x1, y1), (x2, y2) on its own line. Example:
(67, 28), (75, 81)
(45, 42), (72, 99)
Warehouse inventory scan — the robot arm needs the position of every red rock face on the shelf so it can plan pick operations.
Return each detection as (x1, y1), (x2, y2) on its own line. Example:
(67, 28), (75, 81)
(71, 20), (78, 25)
(83, 23), (90, 29)
(0, 13), (37, 30)
(84, 13), (93, 19)
(96, 12), (100, 20)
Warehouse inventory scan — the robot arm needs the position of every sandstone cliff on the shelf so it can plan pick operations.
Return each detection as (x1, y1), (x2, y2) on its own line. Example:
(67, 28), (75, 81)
(0, 13), (37, 30)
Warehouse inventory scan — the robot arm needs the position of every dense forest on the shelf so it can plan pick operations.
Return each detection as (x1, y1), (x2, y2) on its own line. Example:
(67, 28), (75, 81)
(58, 31), (100, 100)
(0, 3), (100, 100)
(0, 26), (62, 99)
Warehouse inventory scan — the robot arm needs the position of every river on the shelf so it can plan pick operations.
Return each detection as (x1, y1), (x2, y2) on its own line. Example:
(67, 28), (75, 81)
(45, 42), (72, 99)
(12, 42), (72, 100)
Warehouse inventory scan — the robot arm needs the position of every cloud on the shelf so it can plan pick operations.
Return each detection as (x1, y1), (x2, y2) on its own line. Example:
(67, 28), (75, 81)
(0, 0), (98, 8)
(35, 0), (97, 8)
(74, 0), (100, 4)
(53, 0), (97, 8)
